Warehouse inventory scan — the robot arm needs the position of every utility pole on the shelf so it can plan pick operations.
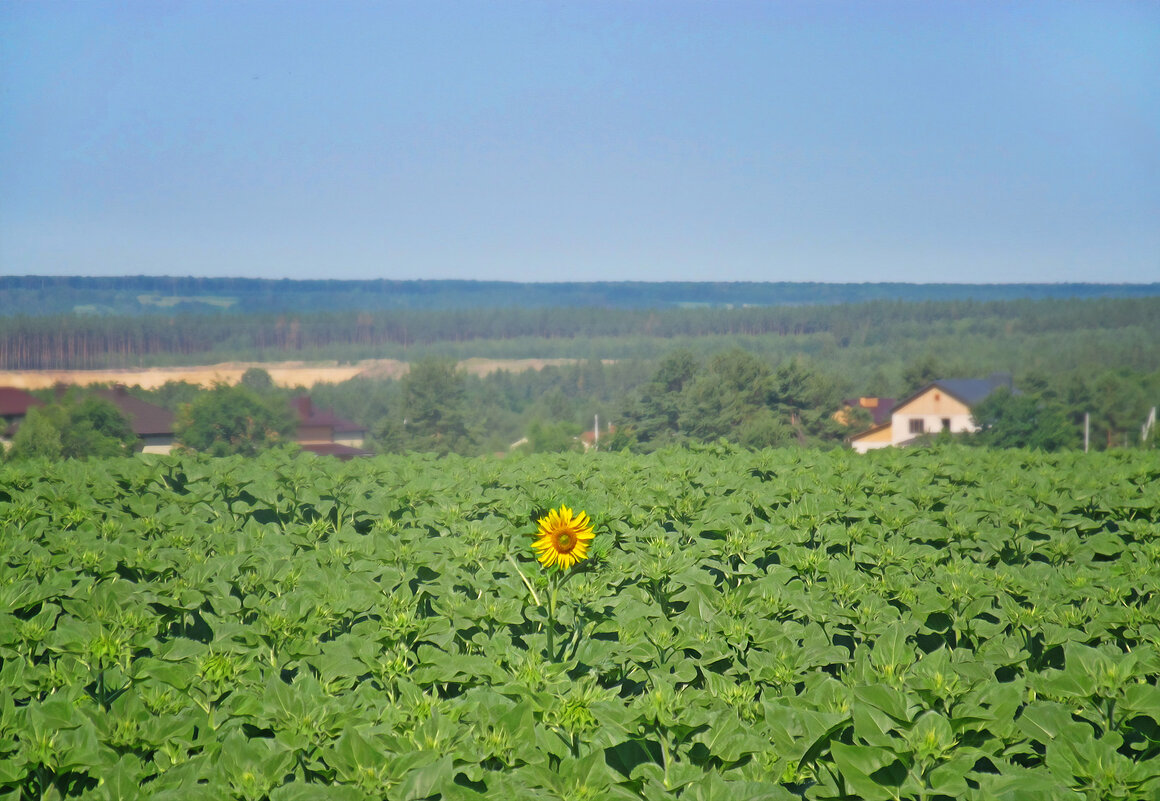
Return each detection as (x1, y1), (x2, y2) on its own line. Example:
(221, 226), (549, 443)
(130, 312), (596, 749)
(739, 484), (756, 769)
(1084, 412), (1089, 453)
(1143, 407), (1156, 443)
(594, 414), (599, 450)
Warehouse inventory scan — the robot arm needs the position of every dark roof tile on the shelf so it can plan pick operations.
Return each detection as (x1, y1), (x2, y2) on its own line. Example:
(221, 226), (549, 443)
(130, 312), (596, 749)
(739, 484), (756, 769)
(0, 387), (43, 416)
(291, 396), (365, 433)
(93, 389), (174, 436)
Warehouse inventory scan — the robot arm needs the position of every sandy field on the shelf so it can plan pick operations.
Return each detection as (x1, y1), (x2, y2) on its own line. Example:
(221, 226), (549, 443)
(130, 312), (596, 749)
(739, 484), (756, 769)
(0, 358), (599, 390)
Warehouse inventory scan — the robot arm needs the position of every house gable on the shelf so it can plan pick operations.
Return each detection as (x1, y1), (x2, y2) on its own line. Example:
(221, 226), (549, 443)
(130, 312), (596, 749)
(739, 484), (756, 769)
(849, 421), (894, 453)
(892, 387), (972, 418)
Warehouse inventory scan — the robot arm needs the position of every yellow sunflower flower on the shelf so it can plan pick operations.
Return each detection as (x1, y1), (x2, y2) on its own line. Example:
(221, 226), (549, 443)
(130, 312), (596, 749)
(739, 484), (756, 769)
(532, 505), (595, 571)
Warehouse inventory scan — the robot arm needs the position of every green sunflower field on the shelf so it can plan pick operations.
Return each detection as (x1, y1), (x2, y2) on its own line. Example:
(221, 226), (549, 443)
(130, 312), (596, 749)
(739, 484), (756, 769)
(2, 446), (1159, 800)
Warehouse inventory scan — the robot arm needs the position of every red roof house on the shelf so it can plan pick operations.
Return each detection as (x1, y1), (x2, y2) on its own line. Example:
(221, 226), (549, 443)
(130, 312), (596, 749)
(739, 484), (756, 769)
(290, 396), (371, 459)
(0, 387), (43, 418)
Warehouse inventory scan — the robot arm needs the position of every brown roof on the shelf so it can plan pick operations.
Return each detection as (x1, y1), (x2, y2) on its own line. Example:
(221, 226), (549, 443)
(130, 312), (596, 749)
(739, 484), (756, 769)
(0, 387), (43, 417)
(291, 396), (365, 434)
(93, 387), (174, 436)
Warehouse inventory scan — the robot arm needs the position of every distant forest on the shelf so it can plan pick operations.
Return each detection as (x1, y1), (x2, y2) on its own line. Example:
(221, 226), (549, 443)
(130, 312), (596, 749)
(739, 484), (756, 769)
(2, 275), (1158, 316)
(1, 296), (1158, 384)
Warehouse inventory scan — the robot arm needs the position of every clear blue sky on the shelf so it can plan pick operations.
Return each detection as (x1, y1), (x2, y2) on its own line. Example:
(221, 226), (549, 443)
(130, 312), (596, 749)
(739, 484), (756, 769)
(2, 1), (1157, 283)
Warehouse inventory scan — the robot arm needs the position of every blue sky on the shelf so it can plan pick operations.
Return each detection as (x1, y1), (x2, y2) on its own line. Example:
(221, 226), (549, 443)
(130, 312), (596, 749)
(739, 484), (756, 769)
(2, 1), (1157, 283)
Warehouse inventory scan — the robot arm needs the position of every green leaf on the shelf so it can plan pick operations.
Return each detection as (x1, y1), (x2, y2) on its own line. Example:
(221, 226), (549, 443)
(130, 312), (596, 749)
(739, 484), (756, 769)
(829, 741), (902, 801)
(269, 782), (365, 801)
(1016, 701), (1084, 745)
(684, 769), (797, 801)
(397, 754), (453, 801)
(853, 684), (913, 723)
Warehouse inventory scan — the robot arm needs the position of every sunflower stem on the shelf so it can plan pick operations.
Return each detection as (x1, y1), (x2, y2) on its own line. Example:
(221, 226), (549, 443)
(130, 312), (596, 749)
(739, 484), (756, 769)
(546, 574), (560, 660)
(506, 554), (540, 605)
(659, 733), (672, 788)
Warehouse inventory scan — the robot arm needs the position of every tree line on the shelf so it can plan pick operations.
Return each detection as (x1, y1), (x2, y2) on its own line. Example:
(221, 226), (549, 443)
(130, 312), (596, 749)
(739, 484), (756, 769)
(2, 296), (1159, 372)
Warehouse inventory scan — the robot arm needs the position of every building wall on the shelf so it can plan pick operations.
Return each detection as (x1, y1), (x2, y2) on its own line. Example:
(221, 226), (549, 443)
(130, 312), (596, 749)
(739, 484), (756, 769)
(890, 389), (975, 444)
(297, 424), (333, 444)
(138, 434), (175, 455)
(851, 425), (893, 454)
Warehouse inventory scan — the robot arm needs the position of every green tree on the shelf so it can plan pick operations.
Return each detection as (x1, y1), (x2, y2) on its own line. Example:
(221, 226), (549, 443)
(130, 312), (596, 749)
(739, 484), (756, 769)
(680, 350), (775, 442)
(525, 419), (583, 453)
(1091, 370), (1148, 449)
(391, 358), (474, 454)
(6, 395), (135, 460)
(6, 406), (64, 460)
(61, 396), (138, 458)
(617, 349), (850, 450)
(175, 384), (296, 456)
(778, 362), (848, 445)
(240, 367), (277, 395)
(902, 356), (941, 395)
(968, 388), (1077, 451)
(368, 415), (405, 453)
(146, 380), (203, 412)
(617, 350), (699, 450)
(734, 408), (793, 449)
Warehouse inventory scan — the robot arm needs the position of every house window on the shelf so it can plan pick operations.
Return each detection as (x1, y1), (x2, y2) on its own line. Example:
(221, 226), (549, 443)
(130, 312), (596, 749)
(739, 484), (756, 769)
(941, 418), (951, 431)
(908, 419), (925, 435)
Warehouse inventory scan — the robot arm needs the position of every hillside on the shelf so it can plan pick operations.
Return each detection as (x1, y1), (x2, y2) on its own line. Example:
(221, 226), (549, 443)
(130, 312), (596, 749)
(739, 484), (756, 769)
(3, 276), (1158, 316)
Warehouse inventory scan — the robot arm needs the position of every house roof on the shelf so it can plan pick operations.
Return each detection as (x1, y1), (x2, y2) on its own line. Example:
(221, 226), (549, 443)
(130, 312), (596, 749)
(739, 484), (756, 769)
(848, 420), (891, 443)
(0, 387), (43, 417)
(93, 387), (175, 436)
(841, 397), (896, 427)
(894, 373), (1014, 412)
(291, 396), (365, 433)
(931, 375), (1013, 406)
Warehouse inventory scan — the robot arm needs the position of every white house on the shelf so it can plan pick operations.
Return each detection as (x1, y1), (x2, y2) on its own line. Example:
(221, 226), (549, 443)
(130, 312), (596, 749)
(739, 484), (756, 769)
(850, 374), (1013, 454)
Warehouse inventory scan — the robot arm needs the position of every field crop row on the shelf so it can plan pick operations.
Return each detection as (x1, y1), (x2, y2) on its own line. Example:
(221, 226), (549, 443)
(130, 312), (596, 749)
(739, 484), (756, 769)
(1, 446), (1158, 800)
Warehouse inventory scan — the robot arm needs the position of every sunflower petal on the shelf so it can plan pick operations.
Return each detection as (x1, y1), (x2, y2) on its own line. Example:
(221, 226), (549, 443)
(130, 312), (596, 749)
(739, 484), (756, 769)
(531, 504), (595, 571)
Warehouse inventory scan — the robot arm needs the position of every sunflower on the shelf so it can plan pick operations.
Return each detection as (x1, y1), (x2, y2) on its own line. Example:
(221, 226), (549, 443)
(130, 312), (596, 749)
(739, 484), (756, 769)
(532, 505), (595, 570)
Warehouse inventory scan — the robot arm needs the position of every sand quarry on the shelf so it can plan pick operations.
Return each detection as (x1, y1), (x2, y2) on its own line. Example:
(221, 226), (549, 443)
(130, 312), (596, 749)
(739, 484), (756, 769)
(0, 358), (594, 390)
